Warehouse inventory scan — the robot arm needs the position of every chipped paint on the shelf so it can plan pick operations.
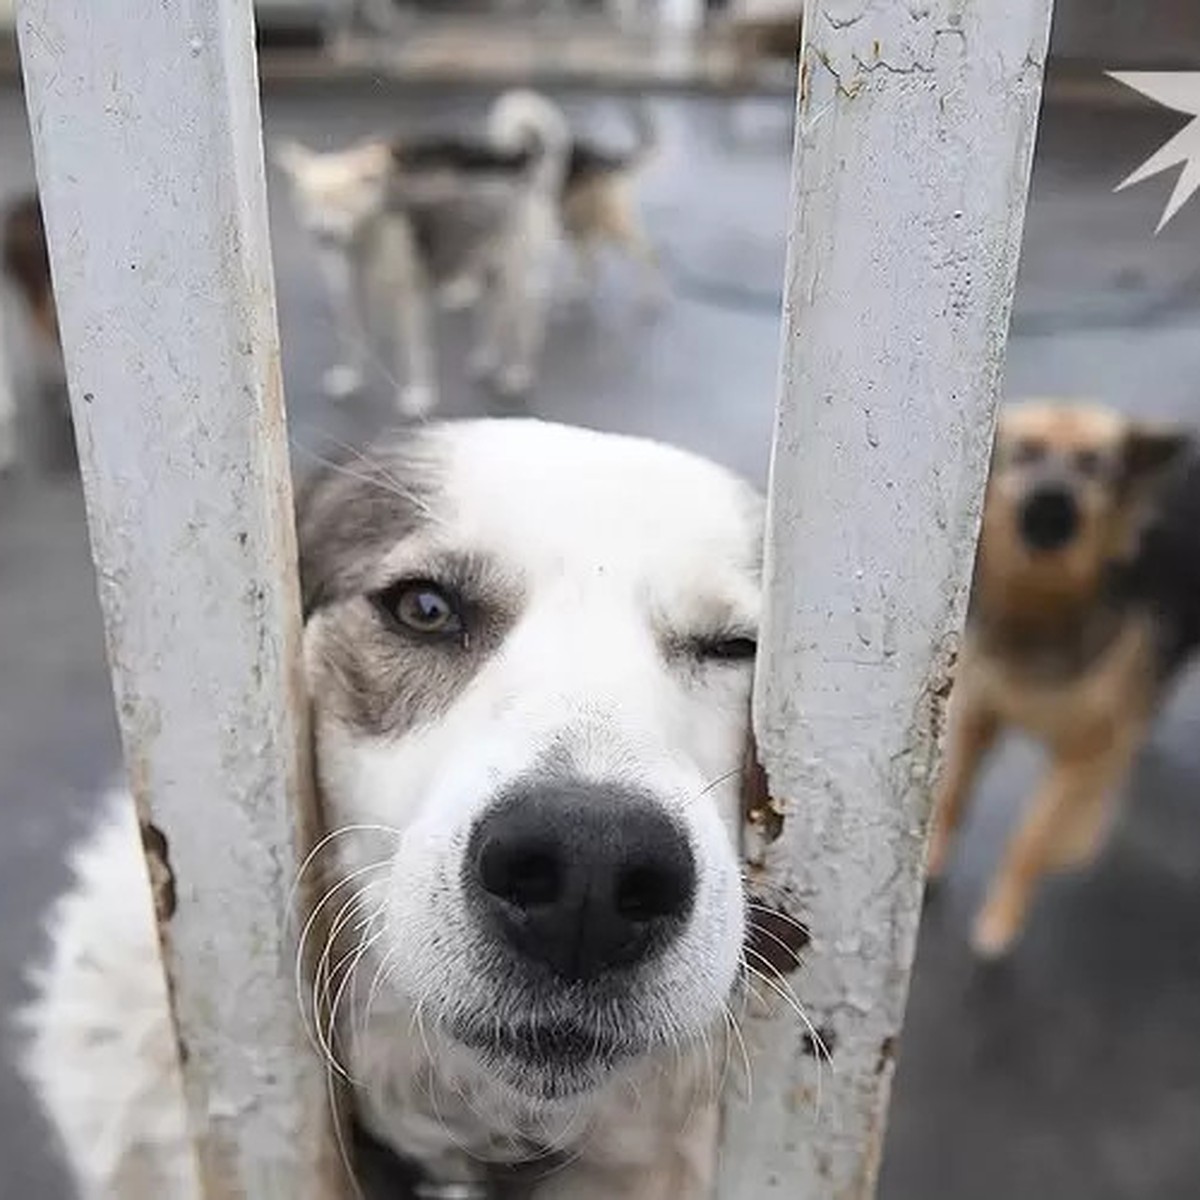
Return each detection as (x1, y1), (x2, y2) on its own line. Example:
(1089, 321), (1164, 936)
(17, 1), (348, 1196)
(722, 0), (1053, 1194)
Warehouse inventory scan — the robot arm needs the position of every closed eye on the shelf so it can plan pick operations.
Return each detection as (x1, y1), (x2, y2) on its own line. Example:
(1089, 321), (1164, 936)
(691, 634), (758, 662)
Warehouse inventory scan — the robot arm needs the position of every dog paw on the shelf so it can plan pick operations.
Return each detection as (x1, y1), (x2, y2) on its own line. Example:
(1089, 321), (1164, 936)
(970, 904), (1019, 961)
(323, 365), (365, 399)
(396, 383), (436, 418)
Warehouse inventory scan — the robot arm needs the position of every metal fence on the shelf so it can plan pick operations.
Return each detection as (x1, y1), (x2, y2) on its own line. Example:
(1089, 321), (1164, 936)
(14, 0), (1053, 1194)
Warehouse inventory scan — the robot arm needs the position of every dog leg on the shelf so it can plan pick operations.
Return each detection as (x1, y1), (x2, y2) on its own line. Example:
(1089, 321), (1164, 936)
(485, 199), (561, 399)
(622, 226), (666, 313)
(926, 693), (999, 881)
(567, 237), (602, 306)
(315, 245), (370, 400)
(467, 273), (505, 386)
(971, 730), (1140, 958)
(394, 283), (436, 417)
(379, 219), (437, 418)
(492, 266), (551, 400)
(599, 192), (666, 311)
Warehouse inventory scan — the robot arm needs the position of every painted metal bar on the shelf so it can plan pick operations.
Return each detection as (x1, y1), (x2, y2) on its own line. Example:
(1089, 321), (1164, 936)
(721, 1), (1054, 1195)
(16, 1), (346, 1195)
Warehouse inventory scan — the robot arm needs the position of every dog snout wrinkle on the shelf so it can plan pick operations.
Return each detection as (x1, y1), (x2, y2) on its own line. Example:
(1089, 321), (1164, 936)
(467, 782), (695, 982)
(1020, 484), (1080, 553)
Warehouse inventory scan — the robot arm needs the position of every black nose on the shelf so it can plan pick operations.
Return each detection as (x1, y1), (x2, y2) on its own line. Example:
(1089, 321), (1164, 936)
(1020, 485), (1080, 552)
(466, 783), (696, 983)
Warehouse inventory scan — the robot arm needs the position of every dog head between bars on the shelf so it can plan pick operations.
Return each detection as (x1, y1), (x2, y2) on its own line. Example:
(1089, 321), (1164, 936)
(23, 418), (812, 1199)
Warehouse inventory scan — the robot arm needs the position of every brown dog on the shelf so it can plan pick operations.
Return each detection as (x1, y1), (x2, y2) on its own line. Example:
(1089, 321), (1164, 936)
(928, 402), (1200, 957)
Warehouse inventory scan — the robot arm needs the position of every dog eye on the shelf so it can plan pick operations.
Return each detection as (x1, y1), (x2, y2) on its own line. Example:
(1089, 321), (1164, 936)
(373, 580), (464, 637)
(1073, 449), (1103, 476)
(1010, 438), (1046, 466)
(694, 636), (758, 662)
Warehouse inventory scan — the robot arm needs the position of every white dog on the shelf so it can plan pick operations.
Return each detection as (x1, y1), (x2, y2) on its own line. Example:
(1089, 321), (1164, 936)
(273, 92), (571, 417)
(20, 418), (797, 1198)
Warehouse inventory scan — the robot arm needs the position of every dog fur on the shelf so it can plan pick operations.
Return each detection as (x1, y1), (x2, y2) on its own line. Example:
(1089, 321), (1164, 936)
(928, 402), (1200, 957)
(20, 418), (770, 1199)
(273, 92), (661, 415)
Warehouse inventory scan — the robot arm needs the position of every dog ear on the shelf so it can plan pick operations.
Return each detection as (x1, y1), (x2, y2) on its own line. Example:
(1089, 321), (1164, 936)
(1122, 423), (1191, 486)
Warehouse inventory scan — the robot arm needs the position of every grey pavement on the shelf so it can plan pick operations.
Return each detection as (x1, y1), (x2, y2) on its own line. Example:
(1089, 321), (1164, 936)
(1, 81), (1199, 1200)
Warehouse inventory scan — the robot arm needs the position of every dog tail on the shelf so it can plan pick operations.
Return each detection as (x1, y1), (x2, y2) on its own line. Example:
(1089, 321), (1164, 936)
(488, 89), (572, 193)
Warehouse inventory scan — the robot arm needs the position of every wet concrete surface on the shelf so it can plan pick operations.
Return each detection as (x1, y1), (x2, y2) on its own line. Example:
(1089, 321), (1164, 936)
(1, 81), (1199, 1199)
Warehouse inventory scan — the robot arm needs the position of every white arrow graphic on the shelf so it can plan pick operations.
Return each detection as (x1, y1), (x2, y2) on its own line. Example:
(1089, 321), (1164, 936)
(1108, 71), (1200, 232)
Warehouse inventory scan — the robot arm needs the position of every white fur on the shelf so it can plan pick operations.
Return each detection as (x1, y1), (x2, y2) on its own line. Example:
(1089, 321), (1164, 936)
(21, 420), (764, 1198)
(17, 793), (195, 1199)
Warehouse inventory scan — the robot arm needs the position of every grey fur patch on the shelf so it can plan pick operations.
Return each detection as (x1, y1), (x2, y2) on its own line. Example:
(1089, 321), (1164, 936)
(310, 551), (523, 738)
(297, 432), (524, 739)
(296, 432), (442, 616)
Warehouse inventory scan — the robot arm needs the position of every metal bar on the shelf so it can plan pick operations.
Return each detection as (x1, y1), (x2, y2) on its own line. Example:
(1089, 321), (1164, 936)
(16, 1), (347, 1195)
(720, 1), (1054, 1195)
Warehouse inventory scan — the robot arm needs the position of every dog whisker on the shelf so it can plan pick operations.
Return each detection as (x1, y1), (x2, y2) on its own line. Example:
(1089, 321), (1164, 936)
(294, 860), (391, 1061)
(695, 765), (741, 799)
(284, 821), (401, 933)
(294, 443), (444, 529)
(720, 1000), (754, 1104)
(745, 899), (810, 937)
(740, 954), (830, 1119)
(744, 914), (810, 973)
(740, 950), (828, 1059)
(326, 1056), (368, 1200)
(357, 944), (399, 1048)
(309, 878), (388, 1078)
(325, 922), (388, 1088)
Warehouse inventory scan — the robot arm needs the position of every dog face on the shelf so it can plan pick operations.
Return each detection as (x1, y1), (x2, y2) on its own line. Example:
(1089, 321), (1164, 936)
(272, 139), (392, 246)
(977, 403), (1188, 612)
(298, 420), (762, 1103)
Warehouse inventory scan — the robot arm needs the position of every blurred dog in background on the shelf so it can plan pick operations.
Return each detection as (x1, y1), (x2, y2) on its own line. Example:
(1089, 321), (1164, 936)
(274, 89), (661, 416)
(928, 402), (1200, 957)
(274, 89), (573, 416)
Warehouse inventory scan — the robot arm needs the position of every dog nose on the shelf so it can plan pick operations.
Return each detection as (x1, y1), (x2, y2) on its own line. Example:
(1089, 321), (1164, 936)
(467, 783), (696, 983)
(1020, 485), (1079, 552)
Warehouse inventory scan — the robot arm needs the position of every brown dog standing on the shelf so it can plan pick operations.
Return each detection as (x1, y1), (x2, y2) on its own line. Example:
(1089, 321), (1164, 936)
(929, 402), (1200, 957)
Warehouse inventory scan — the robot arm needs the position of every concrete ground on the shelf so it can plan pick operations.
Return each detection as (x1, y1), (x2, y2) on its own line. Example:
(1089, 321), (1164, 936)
(1, 80), (1200, 1200)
